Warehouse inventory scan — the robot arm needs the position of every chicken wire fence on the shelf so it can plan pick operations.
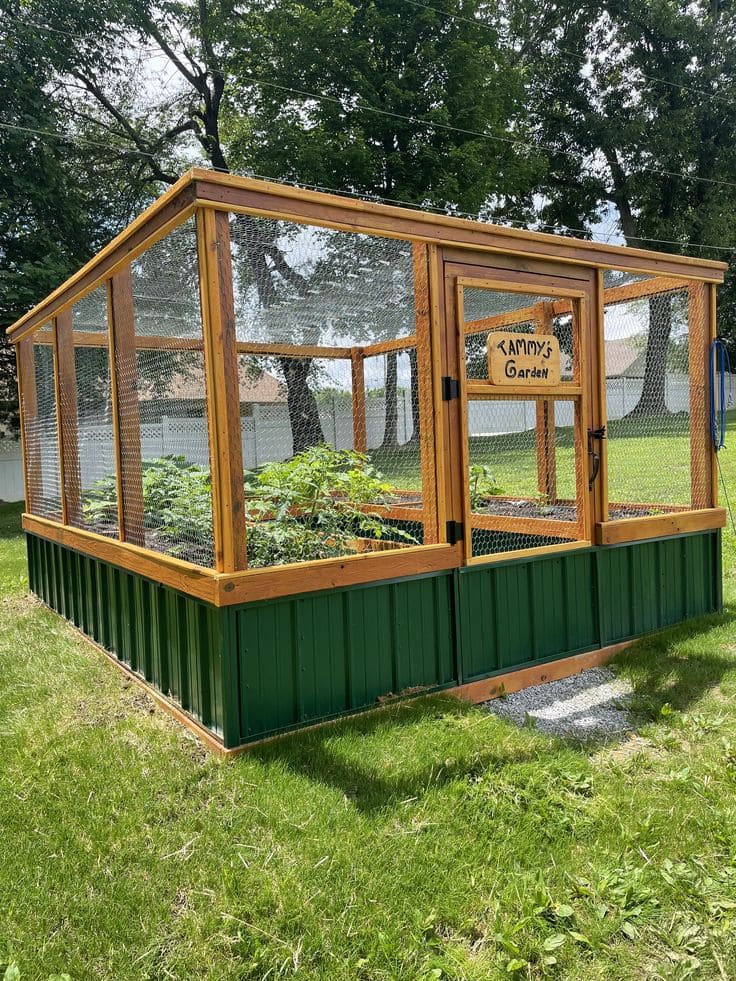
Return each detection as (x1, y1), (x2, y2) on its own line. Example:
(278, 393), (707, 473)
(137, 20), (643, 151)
(226, 214), (428, 566)
(468, 399), (580, 558)
(22, 326), (62, 521)
(603, 285), (697, 516)
(67, 284), (118, 539)
(18, 209), (713, 572)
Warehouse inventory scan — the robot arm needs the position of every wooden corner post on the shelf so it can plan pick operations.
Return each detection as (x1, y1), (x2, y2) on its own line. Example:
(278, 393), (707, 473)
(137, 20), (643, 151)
(54, 308), (82, 527)
(689, 283), (711, 510)
(196, 207), (247, 573)
(108, 267), (146, 546)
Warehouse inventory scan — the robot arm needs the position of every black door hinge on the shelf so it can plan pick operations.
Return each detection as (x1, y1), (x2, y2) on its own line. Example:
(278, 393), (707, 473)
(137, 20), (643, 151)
(441, 376), (460, 401)
(446, 520), (464, 545)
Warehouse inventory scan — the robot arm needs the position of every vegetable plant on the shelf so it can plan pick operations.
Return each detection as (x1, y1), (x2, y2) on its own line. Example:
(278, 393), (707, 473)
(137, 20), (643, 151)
(82, 446), (416, 567)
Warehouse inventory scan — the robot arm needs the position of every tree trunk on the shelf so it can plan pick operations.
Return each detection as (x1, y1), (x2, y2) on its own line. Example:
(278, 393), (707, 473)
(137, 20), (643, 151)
(381, 351), (399, 448)
(278, 357), (325, 453)
(626, 293), (672, 417)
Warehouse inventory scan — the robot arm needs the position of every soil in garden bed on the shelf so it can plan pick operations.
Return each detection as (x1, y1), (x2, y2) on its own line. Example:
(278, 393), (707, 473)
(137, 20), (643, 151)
(475, 498), (664, 522)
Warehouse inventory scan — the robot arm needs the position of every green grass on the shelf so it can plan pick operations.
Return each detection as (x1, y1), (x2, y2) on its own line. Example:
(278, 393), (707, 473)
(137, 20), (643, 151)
(2, 430), (736, 978)
(373, 411), (723, 505)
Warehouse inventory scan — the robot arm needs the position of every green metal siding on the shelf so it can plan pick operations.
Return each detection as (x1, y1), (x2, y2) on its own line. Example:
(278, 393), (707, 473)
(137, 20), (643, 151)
(596, 531), (721, 646)
(233, 572), (457, 742)
(26, 535), (226, 737)
(26, 529), (722, 749)
(457, 548), (599, 682)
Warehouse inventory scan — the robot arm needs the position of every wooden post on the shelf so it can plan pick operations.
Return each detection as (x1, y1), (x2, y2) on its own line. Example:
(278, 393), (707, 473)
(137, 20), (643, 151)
(589, 272), (609, 526)
(54, 308), (82, 527)
(350, 347), (367, 453)
(108, 268), (146, 546)
(16, 337), (40, 512)
(196, 207), (247, 572)
(710, 283), (719, 509)
(535, 302), (557, 503)
(413, 243), (440, 544)
(689, 283), (710, 510)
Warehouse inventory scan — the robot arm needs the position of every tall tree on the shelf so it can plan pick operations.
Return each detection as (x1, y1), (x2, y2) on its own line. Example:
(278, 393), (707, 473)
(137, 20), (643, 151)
(504, 0), (736, 412)
(223, 0), (541, 444)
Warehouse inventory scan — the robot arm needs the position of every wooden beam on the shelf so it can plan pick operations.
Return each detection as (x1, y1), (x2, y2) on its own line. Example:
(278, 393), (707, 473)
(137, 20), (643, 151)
(591, 271), (609, 523)
(16, 338), (40, 511)
(350, 347), (367, 453)
(197, 207), (247, 573)
(214, 543), (457, 605)
(23, 513), (219, 603)
(466, 381), (582, 399)
(467, 539), (591, 566)
(413, 242), (440, 544)
(108, 268), (145, 547)
(361, 335), (417, 356)
(468, 511), (577, 539)
(454, 641), (632, 704)
(54, 309), (82, 527)
(236, 341), (352, 359)
(689, 283), (710, 509)
(595, 507), (726, 545)
(429, 244), (449, 537)
(603, 275), (689, 307)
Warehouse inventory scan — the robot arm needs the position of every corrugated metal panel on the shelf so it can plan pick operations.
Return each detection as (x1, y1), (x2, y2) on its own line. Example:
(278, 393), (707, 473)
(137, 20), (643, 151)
(457, 548), (599, 683)
(597, 531), (720, 645)
(26, 533), (226, 737)
(26, 530), (722, 749)
(234, 572), (456, 742)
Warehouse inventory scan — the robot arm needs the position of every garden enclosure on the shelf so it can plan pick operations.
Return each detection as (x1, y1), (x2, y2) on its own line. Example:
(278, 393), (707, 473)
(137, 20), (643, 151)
(10, 170), (727, 749)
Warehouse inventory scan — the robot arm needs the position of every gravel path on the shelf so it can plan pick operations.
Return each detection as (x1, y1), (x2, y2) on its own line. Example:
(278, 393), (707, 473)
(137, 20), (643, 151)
(485, 666), (635, 740)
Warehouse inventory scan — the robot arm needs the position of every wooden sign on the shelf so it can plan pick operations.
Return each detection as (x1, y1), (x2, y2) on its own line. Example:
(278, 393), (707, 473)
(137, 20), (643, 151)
(487, 331), (561, 385)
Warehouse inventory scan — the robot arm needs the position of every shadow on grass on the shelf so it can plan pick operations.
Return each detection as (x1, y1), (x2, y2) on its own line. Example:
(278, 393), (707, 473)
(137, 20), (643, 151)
(0, 501), (24, 540)
(249, 607), (734, 813)
(248, 694), (543, 813)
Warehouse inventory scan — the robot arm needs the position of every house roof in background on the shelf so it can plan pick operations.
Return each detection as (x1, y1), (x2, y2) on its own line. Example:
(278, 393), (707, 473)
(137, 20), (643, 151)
(142, 364), (286, 403)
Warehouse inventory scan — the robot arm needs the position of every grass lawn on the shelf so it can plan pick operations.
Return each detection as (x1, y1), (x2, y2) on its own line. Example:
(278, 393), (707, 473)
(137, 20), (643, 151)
(2, 428), (736, 978)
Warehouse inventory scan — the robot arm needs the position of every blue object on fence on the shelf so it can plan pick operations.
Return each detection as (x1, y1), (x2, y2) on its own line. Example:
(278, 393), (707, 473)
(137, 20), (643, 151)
(710, 338), (732, 452)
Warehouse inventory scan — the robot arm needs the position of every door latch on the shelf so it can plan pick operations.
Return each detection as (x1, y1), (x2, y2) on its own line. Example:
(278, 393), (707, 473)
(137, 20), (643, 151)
(587, 426), (606, 491)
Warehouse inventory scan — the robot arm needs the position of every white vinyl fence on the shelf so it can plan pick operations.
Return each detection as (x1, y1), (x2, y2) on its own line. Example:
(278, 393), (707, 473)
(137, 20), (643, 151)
(0, 372), (726, 502)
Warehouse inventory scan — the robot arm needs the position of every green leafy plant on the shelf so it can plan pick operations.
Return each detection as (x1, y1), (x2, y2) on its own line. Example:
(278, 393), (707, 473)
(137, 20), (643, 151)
(84, 455), (214, 563)
(469, 463), (503, 510)
(243, 445), (416, 567)
(83, 447), (416, 567)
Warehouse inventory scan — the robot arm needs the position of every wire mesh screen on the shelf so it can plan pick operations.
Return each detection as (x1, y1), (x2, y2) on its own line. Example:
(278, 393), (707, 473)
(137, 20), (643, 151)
(463, 288), (575, 382)
(122, 217), (214, 566)
(229, 215), (416, 346)
(228, 214), (427, 567)
(65, 286), (118, 538)
(22, 326), (62, 520)
(603, 286), (693, 516)
(467, 398), (579, 559)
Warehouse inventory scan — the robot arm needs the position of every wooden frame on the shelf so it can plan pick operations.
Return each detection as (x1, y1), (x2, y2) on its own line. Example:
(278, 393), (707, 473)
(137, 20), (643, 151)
(8, 171), (726, 606)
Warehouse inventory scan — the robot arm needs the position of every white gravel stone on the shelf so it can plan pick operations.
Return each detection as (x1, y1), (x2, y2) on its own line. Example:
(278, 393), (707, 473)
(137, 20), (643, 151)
(484, 666), (635, 740)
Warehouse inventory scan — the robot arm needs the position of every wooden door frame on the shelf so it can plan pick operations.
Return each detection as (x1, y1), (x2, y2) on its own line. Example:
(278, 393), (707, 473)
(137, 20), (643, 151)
(440, 255), (598, 565)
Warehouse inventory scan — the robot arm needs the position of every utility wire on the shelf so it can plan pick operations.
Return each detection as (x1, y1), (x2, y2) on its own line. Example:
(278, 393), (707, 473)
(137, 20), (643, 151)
(2, 116), (735, 253)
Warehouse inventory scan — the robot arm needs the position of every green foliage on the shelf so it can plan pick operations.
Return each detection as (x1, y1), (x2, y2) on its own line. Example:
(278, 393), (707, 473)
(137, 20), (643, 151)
(244, 445), (416, 567)
(84, 456), (213, 561)
(83, 447), (416, 567)
(469, 463), (503, 509)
